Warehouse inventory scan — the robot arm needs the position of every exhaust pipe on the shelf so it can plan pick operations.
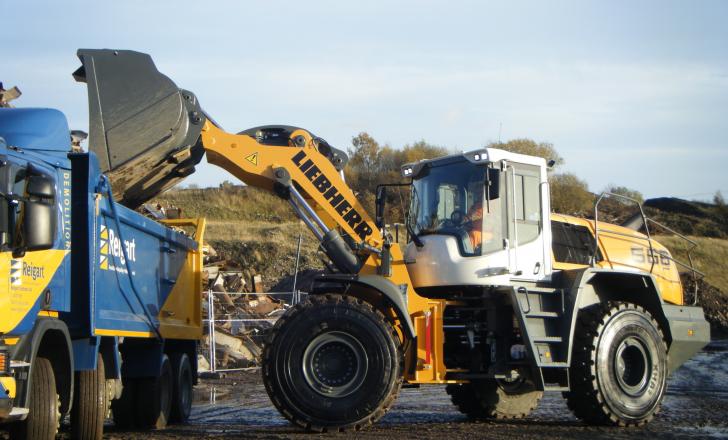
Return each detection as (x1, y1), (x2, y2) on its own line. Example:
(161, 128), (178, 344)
(74, 49), (206, 208)
(620, 212), (645, 231)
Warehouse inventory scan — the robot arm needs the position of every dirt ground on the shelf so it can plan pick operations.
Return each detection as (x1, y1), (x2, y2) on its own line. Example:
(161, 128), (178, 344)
(95, 340), (728, 439)
(3, 341), (726, 439)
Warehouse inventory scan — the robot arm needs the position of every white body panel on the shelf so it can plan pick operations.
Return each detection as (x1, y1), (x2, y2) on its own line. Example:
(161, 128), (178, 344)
(404, 235), (511, 288)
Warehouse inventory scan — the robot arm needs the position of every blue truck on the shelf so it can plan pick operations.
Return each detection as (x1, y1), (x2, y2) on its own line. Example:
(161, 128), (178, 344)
(0, 105), (206, 440)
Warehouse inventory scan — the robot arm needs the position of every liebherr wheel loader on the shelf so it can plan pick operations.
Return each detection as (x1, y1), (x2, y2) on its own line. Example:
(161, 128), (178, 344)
(75, 49), (710, 432)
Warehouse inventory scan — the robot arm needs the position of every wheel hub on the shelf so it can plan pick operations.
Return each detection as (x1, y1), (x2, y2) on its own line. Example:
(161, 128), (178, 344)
(302, 331), (368, 398)
(614, 336), (650, 397)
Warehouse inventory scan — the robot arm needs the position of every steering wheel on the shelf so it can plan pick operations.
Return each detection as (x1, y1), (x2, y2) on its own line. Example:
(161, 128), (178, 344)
(449, 209), (465, 226)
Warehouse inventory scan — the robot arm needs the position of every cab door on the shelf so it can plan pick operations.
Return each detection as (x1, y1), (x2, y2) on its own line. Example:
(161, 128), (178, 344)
(504, 162), (550, 281)
(0, 157), (11, 332)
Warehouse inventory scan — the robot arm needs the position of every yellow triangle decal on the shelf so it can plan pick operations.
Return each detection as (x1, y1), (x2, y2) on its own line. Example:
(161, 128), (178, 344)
(100, 256), (108, 270)
(100, 243), (108, 255)
(100, 226), (108, 239)
(245, 153), (258, 166)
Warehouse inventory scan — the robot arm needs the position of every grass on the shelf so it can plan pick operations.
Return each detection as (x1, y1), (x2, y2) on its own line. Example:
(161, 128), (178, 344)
(657, 235), (728, 295)
(156, 186), (295, 223)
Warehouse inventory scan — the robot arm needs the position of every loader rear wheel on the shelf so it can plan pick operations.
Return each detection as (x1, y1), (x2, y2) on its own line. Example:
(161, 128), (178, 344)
(262, 294), (403, 432)
(169, 352), (193, 424)
(446, 377), (542, 420)
(10, 357), (60, 440)
(135, 354), (174, 430)
(564, 302), (667, 426)
(71, 354), (107, 440)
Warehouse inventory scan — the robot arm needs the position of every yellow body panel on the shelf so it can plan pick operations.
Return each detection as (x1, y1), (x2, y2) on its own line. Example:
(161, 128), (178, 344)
(358, 246), (449, 382)
(94, 328), (154, 338)
(0, 249), (68, 334)
(0, 377), (16, 399)
(552, 213), (684, 305)
(157, 218), (206, 340)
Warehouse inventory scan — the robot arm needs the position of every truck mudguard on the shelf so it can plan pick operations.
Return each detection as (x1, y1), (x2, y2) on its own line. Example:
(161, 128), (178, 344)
(12, 317), (73, 414)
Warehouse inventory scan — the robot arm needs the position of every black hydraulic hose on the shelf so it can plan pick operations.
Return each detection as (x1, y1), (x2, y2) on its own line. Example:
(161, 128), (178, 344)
(103, 179), (163, 341)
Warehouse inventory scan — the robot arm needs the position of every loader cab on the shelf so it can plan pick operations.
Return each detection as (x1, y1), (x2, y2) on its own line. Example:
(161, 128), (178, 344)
(402, 148), (552, 293)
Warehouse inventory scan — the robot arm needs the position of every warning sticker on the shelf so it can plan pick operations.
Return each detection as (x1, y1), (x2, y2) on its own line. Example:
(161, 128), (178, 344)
(245, 153), (258, 166)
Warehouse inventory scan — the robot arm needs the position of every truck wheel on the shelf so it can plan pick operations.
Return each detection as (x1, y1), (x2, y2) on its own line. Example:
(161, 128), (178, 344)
(111, 376), (137, 429)
(71, 354), (107, 440)
(135, 354), (174, 430)
(446, 377), (542, 419)
(10, 357), (60, 440)
(565, 302), (667, 426)
(169, 352), (193, 424)
(262, 294), (403, 432)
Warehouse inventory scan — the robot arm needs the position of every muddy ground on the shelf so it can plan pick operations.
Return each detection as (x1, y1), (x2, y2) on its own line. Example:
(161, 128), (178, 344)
(3, 341), (725, 439)
(98, 340), (728, 439)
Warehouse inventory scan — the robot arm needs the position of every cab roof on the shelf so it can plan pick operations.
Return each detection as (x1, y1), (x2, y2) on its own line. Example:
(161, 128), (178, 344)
(0, 108), (71, 153)
(401, 147), (547, 178)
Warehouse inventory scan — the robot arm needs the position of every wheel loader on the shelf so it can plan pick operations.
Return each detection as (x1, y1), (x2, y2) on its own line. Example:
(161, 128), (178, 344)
(74, 49), (710, 432)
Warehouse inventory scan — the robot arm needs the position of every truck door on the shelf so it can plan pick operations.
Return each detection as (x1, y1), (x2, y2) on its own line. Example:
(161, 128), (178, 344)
(504, 162), (549, 281)
(0, 158), (10, 326)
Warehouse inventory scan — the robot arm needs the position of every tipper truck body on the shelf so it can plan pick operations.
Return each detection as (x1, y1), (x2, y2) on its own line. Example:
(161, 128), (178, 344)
(0, 107), (205, 440)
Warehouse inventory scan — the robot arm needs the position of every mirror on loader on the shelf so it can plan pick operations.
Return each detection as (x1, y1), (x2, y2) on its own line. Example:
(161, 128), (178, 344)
(486, 167), (500, 201)
(375, 186), (386, 229)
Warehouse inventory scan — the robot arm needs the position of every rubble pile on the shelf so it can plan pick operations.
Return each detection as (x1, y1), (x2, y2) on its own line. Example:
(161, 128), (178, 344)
(200, 245), (289, 371)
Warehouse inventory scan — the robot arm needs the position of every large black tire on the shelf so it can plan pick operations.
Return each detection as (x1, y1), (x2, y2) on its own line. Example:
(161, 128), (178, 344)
(71, 354), (107, 440)
(169, 352), (193, 424)
(10, 357), (60, 440)
(446, 377), (542, 420)
(262, 294), (403, 432)
(564, 302), (667, 426)
(111, 376), (137, 429)
(135, 354), (174, 430)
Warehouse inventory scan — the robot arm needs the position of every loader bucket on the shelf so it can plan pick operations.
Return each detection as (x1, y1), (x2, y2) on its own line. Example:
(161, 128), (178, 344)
(74, 49), (206, 208)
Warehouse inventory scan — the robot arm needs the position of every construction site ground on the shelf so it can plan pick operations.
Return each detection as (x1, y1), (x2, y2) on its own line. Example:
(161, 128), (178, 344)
(47, 338), (727, 439)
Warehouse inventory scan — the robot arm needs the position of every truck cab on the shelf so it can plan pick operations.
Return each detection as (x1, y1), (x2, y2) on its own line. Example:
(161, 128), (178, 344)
(0, 108), (74, 426)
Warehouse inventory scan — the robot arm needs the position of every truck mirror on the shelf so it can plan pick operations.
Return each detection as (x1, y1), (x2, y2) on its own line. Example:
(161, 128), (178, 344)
(26, 175), (54, 198)
(375, 186), (387, 229)
(21, 200), (55, 252)
(487, 168), (500, 200)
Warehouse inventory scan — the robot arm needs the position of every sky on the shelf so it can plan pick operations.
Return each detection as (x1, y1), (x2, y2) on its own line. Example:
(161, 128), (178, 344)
(2, 0), (727, 200)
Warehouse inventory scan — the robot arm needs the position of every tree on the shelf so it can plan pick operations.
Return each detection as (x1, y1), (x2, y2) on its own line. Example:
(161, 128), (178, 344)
(714, 190), (726, 207)
(345, 133), (448, 218)
(549, 173), (593, 216)
(605, 185), (644, 204)
(486, 138), (564, 168)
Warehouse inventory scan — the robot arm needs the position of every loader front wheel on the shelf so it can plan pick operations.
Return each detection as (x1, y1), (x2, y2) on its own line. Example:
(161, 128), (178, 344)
(262, 294), (403, 432)
(565, 302), (667, 426)
(446, 377), (542, 420)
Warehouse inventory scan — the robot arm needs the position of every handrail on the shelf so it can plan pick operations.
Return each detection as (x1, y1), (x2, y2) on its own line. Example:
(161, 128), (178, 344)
(591, 192), (703, 305)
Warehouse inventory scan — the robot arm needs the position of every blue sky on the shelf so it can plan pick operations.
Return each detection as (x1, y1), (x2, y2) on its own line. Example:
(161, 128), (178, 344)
(3, 0), (727, 200)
